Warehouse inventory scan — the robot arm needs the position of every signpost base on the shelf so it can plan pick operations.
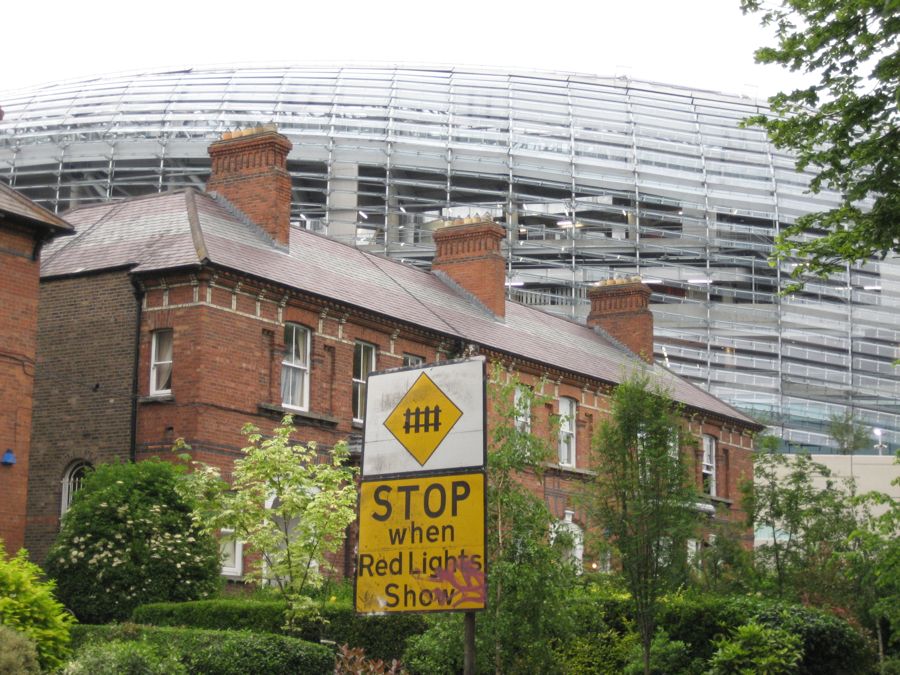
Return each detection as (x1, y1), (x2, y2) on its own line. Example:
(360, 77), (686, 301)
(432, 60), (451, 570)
(464, 611), (475, 675)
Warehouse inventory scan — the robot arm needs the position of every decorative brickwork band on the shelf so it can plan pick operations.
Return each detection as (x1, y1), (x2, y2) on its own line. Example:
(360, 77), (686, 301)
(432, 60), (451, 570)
(207, 128), (293, 246)
(432, 220), (506, 318)
(587, 278), (654, 363)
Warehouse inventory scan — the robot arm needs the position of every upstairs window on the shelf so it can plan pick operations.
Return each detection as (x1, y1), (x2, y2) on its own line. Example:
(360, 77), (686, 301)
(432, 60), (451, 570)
(558, 396), (577, 467)
(150, 329), (173, 395)
(702, 435), (717, 496)
(353, 341), (376, 422)
(281, 324), (310, 411)
(514, 385), (531, 433)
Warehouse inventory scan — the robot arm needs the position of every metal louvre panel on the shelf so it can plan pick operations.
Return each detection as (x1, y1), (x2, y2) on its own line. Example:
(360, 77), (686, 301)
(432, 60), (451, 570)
(1, 64), (897, 452)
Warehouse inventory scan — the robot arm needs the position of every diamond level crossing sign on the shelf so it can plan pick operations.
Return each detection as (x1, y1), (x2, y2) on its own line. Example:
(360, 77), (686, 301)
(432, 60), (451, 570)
(383, 373), (463, 466)
(362, 358), (485, 477)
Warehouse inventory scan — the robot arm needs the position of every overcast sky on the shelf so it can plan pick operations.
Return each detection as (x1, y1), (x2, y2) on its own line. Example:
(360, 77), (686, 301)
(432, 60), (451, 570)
(4, 0), (810, 98)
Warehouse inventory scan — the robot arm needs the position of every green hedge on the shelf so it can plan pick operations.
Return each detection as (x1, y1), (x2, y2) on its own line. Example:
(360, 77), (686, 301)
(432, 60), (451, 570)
(566, 586), (875, 675)
(133, 599), (428, 662)
(70, 623), (333, 675)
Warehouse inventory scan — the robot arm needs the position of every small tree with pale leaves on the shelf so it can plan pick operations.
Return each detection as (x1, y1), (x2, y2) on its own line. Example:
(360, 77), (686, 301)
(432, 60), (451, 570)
(181, 416), (357, 601)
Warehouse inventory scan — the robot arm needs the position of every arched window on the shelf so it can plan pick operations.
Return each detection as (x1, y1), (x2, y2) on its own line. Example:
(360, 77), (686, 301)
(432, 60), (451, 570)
(553, 509), (584, 571)
(60, 460), (92, 517)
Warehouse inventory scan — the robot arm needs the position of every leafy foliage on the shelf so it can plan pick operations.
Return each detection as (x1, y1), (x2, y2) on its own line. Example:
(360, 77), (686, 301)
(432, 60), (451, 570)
(334, 644), (407, 675)
(181, 416), (357, 601)
(0, 624), (40, 675)
(0, 542), (75, 671)
(741, 442), (856, 599)
(479, 367), (578, 673)
(69, 623), (334, 675)
(134, 597), (427, 664)
(581, 370), (699, 674)
(62, 640), (187, 675)
(45, 460), (220, 623)
(707, 621), (803, 675)
(740, 0), (900, 286)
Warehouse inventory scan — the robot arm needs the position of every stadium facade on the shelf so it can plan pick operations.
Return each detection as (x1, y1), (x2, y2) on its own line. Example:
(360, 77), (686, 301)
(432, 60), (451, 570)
(1, 64), (897, 453)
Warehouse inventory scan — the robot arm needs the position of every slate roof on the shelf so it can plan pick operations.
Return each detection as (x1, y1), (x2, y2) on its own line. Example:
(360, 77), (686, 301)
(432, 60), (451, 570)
(0, 182), (72, 234)
(43, 188), (760, 428)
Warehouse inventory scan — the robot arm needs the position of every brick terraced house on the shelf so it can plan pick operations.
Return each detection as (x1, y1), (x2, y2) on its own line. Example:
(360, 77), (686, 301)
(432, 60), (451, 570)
(0, 184), (71, 553)
(24, 127), (762, 574)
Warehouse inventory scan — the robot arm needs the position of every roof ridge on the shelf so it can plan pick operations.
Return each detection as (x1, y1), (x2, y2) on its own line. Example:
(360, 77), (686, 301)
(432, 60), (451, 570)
(207, 192), (286, 251)
(183, 188), (209, 263)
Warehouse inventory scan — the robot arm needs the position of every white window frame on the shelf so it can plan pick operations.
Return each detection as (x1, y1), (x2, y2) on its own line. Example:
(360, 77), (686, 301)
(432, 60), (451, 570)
(554, 509), (584, 570)
(558, 396), (577, 467)
(219, 529), (243, 577)
(281, 323), (311, 411)
(150, 329), (173, 395)
(702, 434), (717, 497)
(353, 341), (376, 423)
(402, 353), (425, 367)
(60, 460), (92, 517)
(514, 385), (531, 433)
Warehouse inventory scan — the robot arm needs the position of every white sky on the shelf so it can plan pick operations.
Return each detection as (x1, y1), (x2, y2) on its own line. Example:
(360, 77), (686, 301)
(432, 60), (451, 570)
(4, 0), (810, 98)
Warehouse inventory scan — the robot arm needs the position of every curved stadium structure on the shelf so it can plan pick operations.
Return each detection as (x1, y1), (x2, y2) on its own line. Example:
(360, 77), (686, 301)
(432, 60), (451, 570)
(1, 64), (897, 453)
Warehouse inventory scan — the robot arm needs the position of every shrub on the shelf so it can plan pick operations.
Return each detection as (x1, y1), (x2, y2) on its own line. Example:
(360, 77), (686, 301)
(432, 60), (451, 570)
(62, 640), (187, 675)
(0, 543), (74, 671)
(0, 625), (40, 675)
(133, 599), (286, 634)
(750, 603), (875, 675)
(133, 598), (428, 662)
(334, 645), (407, 674)
(708, 621), (803, 675)
(402, 614), (464, 675)
(623, 630), (702, 675)
(45, 460), (221, 623)
(70, 623), (333, 674)
(554, 629), (638, 675)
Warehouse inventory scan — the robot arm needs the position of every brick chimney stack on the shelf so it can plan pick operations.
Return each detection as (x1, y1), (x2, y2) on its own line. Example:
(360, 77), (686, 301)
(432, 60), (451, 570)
(432, 217), (506, 318)
(207, 125), (293, 246)
(587, 277), (654, 363)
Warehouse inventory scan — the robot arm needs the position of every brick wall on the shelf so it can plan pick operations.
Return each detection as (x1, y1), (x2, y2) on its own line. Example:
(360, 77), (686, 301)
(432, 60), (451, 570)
(26, 271), (137, 560)
(0, 225), (41, 553)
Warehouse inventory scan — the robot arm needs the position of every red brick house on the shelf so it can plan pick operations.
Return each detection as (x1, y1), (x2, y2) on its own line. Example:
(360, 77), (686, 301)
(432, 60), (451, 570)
(26, 127), (761, 573)
(0, 184), (71, 553)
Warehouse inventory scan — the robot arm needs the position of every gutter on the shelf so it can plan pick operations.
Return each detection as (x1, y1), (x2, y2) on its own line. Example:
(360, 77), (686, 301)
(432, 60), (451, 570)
(129, 277), (145, 463)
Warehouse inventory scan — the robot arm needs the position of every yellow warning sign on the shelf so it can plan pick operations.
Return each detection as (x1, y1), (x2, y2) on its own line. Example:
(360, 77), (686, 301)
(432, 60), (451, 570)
(356, 473), (486, 613)
(383, 373), (463, 466)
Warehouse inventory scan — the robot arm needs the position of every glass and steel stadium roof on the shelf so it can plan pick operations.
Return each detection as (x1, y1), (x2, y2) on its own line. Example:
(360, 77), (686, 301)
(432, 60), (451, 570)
(1, 64), (897, 453)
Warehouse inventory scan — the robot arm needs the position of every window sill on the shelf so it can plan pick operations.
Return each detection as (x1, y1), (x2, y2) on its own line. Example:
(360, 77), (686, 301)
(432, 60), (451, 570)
(352, 420), (364, 430)
(138, 394), (175, 404)
(257, 403), (338, 429)
(707, 495), (733, 507)
(544, 462), (595, 477)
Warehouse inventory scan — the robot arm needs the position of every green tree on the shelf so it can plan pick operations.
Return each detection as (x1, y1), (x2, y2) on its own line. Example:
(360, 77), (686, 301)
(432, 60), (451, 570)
(828, 409), (871, 481)
(580, 371), (699, 675)
(0, 543), (75, 671)
(742, 441), (855, 599)
(403, 367), (578, 674)
(741, 0), (900, 287)
(45, 460), (220, 624)
(480, 368), (578, 673)
(182, 416), (357, 602)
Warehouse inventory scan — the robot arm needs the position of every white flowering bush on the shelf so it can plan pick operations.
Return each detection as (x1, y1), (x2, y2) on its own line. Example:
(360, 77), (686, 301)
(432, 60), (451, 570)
(45, 460), (220, 623)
